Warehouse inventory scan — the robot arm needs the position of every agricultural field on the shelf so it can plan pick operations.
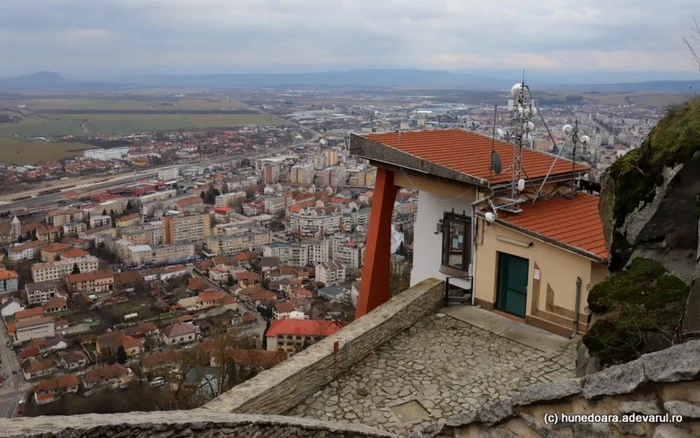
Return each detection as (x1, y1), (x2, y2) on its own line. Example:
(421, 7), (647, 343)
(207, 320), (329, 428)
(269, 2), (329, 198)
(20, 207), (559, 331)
(0, 94), (279, 137)
(0, 136), (95, 164)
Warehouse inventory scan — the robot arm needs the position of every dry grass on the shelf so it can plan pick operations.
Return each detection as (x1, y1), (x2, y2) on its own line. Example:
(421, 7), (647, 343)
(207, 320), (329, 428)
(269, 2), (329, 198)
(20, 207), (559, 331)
(0, 136), (95, 164)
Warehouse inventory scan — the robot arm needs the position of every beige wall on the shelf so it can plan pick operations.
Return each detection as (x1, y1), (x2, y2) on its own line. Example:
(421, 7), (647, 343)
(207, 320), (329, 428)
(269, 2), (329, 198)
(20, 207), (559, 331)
(474, 219), (607, 337)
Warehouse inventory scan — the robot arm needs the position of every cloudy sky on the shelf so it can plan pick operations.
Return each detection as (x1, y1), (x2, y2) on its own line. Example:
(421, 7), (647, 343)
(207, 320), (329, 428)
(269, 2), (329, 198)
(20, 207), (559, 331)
(2, 0), (700, 78)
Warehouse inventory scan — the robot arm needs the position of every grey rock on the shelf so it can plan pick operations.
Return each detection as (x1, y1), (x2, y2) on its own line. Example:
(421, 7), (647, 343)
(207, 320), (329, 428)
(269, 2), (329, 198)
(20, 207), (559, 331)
(582, 360), (645, 398)
(572, 422), (612, 438)
(619, 401), (662, 415)
(444, 411), (477, 427)
(513, 379), (582, 406)
(642, 340), (700, 383)
(653, 424), (696, 438)
(663, 401), (700, 419)
(615, 422), (651, 436)
(476, 399), (514, 426)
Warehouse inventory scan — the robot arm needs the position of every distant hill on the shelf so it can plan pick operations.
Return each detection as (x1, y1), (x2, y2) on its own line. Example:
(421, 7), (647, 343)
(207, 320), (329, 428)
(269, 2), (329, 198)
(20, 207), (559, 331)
(1, 69), (698, 93)
(549, 80), (700, 94)
(0, 71), (115, 90)
(129, 69), (511, 89)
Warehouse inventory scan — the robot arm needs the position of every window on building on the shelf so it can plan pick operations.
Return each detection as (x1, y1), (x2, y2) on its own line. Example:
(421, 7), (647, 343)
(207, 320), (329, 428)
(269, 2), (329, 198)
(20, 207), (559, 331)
(441, 212), (471, 277)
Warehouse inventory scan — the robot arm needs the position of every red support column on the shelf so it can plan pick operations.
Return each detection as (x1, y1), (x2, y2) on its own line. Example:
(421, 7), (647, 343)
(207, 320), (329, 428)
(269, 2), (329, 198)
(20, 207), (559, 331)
(355, 167), (399, 318)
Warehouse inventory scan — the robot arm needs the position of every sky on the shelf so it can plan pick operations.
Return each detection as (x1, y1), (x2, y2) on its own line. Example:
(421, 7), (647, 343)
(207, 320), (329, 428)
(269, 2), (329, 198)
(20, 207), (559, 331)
(1, 0), (700, 79)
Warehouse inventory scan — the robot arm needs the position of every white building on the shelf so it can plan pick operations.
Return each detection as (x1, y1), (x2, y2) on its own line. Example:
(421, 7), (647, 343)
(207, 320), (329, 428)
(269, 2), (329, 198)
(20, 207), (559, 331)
(84, 147), (130, 161)
(158, 167), (179, 181)
(160, 322), (200, 346)
(89, 215), (112, 228)
(315, 260), (346, 286)
(15, 317), (55, 343)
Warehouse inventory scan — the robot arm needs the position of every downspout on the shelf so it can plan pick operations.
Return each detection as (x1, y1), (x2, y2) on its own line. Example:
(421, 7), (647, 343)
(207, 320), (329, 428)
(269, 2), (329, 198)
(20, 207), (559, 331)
(572, 277), (582, 338)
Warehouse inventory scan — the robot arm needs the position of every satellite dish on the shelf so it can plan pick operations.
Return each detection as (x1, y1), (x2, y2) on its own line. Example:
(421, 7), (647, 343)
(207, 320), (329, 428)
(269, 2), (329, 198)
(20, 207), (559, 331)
(522, 133), (533, 142)
(497, 128), (505, 139)
(563, 125), (573, 134)
(580, 135), (590, 145)
(491, 151), (502, 175)
(523, 121), (535, 131)
(517, 178), (526, 192)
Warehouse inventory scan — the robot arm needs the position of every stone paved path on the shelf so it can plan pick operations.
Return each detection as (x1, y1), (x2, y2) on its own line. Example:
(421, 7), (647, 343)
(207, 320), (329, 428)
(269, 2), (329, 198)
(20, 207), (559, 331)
(289, 312), (577, 435)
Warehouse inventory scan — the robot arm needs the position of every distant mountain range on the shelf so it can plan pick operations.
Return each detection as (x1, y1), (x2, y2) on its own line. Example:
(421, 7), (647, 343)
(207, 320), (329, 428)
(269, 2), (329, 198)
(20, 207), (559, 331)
(0, 70), (698, 93)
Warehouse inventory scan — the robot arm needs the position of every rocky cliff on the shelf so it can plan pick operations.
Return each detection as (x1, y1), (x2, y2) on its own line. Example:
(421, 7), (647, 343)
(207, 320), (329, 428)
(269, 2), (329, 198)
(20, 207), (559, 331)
(586, 98), (700, 369)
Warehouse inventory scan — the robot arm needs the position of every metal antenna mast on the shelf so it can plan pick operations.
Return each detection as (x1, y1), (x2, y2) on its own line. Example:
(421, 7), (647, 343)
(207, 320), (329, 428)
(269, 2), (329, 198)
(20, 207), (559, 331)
(507, 80), (535, 200)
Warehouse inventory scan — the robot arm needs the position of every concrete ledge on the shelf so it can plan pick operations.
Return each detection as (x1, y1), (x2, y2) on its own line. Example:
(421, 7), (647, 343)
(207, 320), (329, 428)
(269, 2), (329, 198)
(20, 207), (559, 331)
(204, 278), (444, 415)
(0, 410), (397, 438)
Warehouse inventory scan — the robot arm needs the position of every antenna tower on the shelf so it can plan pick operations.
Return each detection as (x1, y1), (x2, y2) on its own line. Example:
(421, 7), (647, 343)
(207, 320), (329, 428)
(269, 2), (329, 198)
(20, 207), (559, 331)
(506, 80), (536, 200)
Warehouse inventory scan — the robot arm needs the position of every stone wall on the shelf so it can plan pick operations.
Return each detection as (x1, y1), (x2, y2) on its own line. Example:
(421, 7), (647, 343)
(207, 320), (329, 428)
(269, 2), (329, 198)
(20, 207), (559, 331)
(0, 410), (396, 437)
(414, 340), (700, 438)
(204, 278), (444, 415)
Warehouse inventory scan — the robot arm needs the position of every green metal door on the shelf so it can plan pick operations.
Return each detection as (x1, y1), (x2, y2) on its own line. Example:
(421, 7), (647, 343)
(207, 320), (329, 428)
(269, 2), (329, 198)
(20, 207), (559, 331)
(496, 252), (529, 318)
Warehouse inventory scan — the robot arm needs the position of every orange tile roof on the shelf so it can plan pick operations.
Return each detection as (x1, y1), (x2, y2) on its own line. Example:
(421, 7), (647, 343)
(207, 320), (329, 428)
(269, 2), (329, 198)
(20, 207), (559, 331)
(362, 129), (589, 185)
(60, 248), (90, 259)
(490, 193), (607, 261)
(0, 270), (18, 280)
(266, 319), (342, 337)
(15, 307), (45, 320)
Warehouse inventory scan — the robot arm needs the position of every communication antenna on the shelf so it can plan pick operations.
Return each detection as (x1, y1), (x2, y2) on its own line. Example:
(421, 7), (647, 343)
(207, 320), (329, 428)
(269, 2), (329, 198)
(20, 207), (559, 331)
(489, 105), (499, 183)
(506, 80), (536, 200)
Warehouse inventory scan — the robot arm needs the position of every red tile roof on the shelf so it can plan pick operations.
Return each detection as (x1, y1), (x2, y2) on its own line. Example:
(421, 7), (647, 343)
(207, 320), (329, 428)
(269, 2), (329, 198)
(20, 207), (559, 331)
(266, 319), (342, 337)
(15, 307), (44, 321)
(362, 129), (589, 185)
(490, 193), (607, 261)
(199, 289), (226, 303)
(0, 270), (18, 280)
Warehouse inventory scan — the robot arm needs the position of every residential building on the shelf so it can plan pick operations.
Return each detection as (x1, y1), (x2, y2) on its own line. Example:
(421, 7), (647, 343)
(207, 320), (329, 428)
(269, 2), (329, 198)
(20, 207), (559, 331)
(89, 215), (112, 228)
(272, 301), (296, 320)
(40, 242), (71, 262)
(25, 281), (63, 305)
(31, 256), (99, 282)
(262, 163), (281, 184)
(1, 297), (24, 319)
(84, 147), (129, 161)
(59, 248), (91, 261)
(315, 261), (346, 286)
(15, 306), (45, 321)
(349, 129), (608, 337)
(140, 350), (181, 373)
(160, 322), (201, 346)
(289, 209), (343, 237)
(264, 196), (286, 215)
(63, 222), (87, 235)
(67, 270), (115, 294)
(82, 363), (131, 390)
(128, 242), (195, 265)
(265, 319), (341, 354)
(242, 199), (265, 216)
(206, 228), (272, 255)
(21, 357), (56, 380)
(61, 351), (89, 370)
(46, 209), (83, 227)
(120, 222), (163, 246)
(318, 286), (347, 302)
(290, 163), (314, 184)
(115, 213), (140, 227)
(215, 191), (246, 208)
(34, 373), (80, 405)
(15, 317), (55, 343)
(0, 270), (19, 295)
(172, 196), (204, 213)
(96, 332), (144, 357)
(8, 240), (47, 261)
(332, 238), (365, 270)
(162, 213), (211, 247)
(43, 297), (68, 313)
(158, 166), (179, 181)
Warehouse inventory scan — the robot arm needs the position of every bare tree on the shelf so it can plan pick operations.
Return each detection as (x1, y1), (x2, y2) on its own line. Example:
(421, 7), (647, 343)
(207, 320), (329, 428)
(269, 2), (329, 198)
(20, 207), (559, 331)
(683, 18), (700, 71)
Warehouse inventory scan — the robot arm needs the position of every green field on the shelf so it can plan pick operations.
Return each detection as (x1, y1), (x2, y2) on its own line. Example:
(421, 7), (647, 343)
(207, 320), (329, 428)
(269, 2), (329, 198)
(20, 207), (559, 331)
(0, 113), (280, 137)
(22, 96), (248, 111)
(0, 136), (96, 164)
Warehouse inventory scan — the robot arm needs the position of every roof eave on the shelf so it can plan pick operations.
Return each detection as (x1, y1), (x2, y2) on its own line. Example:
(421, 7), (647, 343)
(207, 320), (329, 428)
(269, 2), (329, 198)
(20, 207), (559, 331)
(476, 213), (608, 264)
(349, 134), (491, 189)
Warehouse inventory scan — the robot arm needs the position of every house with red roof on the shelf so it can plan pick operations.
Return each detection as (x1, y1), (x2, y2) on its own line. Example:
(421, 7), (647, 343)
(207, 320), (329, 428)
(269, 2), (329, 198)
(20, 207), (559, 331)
(265, 319), (342, 354)
(350, 128), (609, 338)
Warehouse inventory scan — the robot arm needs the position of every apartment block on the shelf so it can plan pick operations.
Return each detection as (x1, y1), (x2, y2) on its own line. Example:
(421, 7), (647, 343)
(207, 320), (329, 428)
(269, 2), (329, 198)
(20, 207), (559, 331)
(0, 270), (19, 295)
(120, 222), (163, 246)
(31, 256), (99, 283)
(67, 270), (115, 294)
(25, 281), (63, 305)
(8, 240), (47, 261)
(289, 211), (342, 237)
(262, 163), (281, 184)
(315, 260), (346, 286)
(128, 242), (195, 265)
(290, 163), (315, 184)
(46, 209), (83, 227)
(89, 215), (112, 228)
(215, 191), (246, 208)
(162, 213), (211, 247)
